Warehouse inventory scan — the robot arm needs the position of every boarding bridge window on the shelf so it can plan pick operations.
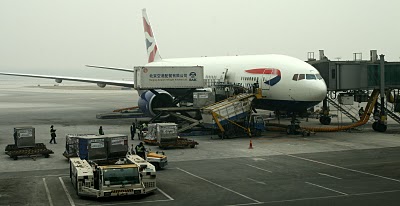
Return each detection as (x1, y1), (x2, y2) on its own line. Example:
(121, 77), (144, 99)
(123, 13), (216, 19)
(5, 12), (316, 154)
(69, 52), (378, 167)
(298, 74), (305, 80)
(331, 69), (336, 79)
(306, 74), (316, 80)
(315, 74), (323, 80)
(292, 74), (298, 81)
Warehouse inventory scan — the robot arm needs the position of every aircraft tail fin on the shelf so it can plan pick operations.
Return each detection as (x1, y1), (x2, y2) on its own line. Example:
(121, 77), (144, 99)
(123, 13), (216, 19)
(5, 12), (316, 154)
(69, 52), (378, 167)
(142, 8), (162, 63)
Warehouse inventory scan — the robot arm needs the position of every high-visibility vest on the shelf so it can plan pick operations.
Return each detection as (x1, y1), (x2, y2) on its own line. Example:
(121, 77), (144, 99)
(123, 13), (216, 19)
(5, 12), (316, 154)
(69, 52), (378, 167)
(136, 145), (144, 153)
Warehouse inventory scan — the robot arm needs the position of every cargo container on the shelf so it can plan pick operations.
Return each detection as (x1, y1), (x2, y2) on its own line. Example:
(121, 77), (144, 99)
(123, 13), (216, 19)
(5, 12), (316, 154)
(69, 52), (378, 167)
(144, 123), (198, 149)
(106, 135), (129, 159)
(13, 127), (35, 148)
(5, 127), (53, 160)
(146, 123), (178, 143)
(193, 91), (215, 107)
(77, 135), (108, 161)
(63, 134), (95, 159)
(134, 66), (204, 89)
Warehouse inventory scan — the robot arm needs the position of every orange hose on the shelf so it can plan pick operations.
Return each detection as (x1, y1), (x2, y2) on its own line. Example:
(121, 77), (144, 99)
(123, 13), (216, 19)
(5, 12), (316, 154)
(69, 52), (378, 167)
(302, 89), (380, 132)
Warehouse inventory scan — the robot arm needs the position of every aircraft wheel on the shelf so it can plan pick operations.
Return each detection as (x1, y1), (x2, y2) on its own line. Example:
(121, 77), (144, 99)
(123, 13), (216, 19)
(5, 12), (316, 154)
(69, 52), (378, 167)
(325, 117), (331, 125)
(255, 129), (262, 137)
(372, 122), (378, 131)
(377, 124), (387, 132)
(319, 116), (325, 124)
(286, 127), (291, 135)
(320, 116), (331, 125)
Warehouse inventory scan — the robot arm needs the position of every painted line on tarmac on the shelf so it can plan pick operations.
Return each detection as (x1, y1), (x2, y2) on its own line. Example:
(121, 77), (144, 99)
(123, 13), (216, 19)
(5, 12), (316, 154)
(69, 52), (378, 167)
(59, 177), (75, 206)
(305, 182), (348, 195)
(2, 174), (69, 179)
(99, 189), (400, 206)
(226, 202), (264, 206)
(286, 154), (400, 183)
(247, 178), (266, 185)
(259, 189), (400, 204)
(42, 178), (54, 206)
(157, 188), (174, 200)
(246, 164), (272, 173)
(96, 199), (172, 206)
(177, 167), (261, 204)
(318, 173), (342, 180)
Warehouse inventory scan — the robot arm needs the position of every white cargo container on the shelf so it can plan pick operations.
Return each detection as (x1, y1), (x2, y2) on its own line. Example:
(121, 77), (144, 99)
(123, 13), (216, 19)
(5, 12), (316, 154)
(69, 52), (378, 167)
(146, 123), (178, 143)
(193, 91), (216, 107)
(338, 94), (354, 105)
(134, 66), (204, 89)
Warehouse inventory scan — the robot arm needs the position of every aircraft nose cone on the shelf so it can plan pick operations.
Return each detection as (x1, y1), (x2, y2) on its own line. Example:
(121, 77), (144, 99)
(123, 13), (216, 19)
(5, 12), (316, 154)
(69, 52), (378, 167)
(309, 81), (327, 101)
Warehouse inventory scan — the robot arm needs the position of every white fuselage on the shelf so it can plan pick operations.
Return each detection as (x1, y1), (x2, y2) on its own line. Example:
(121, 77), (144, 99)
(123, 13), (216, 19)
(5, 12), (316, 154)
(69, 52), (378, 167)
(146, 54), (327, 112)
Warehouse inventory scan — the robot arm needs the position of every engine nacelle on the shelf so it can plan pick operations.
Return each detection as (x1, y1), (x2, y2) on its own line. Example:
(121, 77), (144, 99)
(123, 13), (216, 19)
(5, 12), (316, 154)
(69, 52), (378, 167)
(55, 79), (62, 83)
(97, 83), (106, 88)
(138, 90), (174, 117)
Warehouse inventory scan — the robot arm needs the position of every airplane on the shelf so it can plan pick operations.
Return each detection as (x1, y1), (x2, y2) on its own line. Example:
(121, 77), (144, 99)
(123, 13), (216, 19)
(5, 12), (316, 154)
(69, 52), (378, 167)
(0, 9), (327, 119)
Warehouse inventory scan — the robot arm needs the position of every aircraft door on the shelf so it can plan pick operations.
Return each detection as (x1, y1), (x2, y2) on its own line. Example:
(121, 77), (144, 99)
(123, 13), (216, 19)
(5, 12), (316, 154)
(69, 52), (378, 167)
(220, 68), (229, 84)
(261, 69), (271, 96)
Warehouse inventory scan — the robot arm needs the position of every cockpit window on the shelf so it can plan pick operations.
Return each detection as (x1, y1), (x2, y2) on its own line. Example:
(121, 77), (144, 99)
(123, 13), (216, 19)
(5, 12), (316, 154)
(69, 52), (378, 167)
(315, 74), (323, 80)
(292, 74), (298, 81)
(298, 74), (305, 80)
(306, 74), (316, 80)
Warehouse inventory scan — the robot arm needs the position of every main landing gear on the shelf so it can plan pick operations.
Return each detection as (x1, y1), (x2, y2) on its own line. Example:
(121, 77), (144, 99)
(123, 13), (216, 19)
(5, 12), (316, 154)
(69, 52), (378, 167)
(372, 120), (387, 132)
(319, 115), (331, 125)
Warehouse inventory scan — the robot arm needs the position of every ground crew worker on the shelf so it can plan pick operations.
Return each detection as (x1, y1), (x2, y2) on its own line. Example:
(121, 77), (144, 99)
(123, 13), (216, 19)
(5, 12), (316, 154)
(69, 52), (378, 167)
(130, 122), (136, 140)
(253, 81), (259, 93)
(49, 125), (57, 144)
(224, 86), (230, 98)
(99, 126), (104, 135)
(135, 142), (146, 159)
(358, 107), (364, 119)
(130, 144), (136, 155)
(142, 122), (147, 131)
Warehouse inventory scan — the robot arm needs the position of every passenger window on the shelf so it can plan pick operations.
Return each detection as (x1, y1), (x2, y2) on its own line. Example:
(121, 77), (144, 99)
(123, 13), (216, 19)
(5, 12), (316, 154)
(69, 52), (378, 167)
(292, 74), (298, 81)
(306, 74), (316, 80)
(298, 74), (305, 80)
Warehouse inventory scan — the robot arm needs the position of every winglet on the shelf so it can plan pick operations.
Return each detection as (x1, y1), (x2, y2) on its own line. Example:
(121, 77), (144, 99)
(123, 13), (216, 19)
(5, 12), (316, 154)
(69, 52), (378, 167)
(142, 8), (162, 63)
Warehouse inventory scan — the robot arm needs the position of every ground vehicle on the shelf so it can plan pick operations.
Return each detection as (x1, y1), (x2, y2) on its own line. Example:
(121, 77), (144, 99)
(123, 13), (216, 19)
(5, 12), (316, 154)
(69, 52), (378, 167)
(247, 114), (266, 137)
(5, 127), (53, 160)
(146, 151), (168, 170)
(69, 154), (156, 198)
(63, 134), (168, 169)
(144, 123), (198, 149)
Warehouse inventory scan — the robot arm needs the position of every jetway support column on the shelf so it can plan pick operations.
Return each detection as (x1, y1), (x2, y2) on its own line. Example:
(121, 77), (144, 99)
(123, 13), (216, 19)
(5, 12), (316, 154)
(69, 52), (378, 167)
(320, 96), (331, 125)
(373, 54), (387, 132)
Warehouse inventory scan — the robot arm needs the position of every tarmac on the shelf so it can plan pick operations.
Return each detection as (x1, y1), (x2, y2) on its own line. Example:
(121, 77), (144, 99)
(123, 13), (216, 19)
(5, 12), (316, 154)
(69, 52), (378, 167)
(1, 83), (400, 206)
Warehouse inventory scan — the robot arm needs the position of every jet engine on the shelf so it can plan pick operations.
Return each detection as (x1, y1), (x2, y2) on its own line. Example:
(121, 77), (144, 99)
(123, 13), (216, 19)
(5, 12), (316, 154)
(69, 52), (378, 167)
(138, 90), (174, 117)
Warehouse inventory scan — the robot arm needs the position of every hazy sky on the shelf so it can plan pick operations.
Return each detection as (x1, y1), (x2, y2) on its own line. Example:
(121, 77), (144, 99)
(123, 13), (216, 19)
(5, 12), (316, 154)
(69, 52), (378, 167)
(1, 0), (399, 79)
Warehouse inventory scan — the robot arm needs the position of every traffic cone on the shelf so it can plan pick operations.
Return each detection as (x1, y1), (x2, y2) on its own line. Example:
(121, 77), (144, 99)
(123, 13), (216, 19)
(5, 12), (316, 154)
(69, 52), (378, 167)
(249, 140), (253, 149)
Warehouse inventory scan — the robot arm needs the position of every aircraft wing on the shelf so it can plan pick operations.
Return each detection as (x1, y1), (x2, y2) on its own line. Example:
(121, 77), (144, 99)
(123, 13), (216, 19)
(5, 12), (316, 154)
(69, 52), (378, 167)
(0, 72), (134, 88)
(86, 65), (134, 73)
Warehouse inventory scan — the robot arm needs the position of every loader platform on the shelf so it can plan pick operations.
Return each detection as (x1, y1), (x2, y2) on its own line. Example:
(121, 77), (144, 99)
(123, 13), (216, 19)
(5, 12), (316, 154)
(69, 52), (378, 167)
(5, 143), (53, 160)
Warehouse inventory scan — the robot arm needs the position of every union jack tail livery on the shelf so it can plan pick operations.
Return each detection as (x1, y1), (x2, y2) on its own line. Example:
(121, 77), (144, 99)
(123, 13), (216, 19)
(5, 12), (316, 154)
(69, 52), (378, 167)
(142, 9), (162, 63)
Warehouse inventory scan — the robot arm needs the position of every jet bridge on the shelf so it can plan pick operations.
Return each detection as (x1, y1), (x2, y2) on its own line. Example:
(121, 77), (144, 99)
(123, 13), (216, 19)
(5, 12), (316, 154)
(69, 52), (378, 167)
(307, 50), (400, 132)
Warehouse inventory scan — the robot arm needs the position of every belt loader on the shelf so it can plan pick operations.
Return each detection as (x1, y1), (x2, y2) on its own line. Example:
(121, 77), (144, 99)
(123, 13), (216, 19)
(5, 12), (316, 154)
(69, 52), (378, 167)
(69, 154), (156, 198)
